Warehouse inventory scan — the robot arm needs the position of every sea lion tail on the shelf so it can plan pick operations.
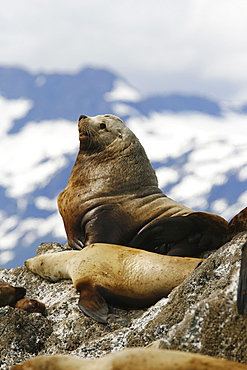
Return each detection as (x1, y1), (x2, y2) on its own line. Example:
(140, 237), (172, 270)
(77, 282), (108, 324)
(237, 240), (247, 315)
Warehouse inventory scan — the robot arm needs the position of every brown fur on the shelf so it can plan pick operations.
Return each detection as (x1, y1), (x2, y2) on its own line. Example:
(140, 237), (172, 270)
(0, 281), (26, 307)
(228, 207), (247, 239)
(14, 298), (46, 316)
(58, 114), (228, 257)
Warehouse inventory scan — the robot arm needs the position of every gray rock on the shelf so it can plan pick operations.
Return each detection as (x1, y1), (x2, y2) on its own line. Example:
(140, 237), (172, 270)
(1, 234), (247, 369)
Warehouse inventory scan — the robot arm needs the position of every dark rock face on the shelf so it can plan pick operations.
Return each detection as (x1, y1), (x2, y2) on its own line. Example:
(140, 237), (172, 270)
(1, 233), (247, 369)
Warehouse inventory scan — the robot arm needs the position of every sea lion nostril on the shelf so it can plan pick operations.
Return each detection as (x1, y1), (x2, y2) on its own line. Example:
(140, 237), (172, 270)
(78, 115), (88, 121)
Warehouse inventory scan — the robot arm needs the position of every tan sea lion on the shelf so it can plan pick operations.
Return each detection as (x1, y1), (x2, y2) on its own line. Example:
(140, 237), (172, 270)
(25, 243), (203, 323)
(58, 114), (228, 257)
(0, 280), (26, 307)
(14, 298), (47, 316)
(11, 347), (247, 369)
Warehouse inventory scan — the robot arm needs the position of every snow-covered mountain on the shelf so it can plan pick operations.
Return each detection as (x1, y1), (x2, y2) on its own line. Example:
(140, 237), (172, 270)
(0, 66), (246, 268)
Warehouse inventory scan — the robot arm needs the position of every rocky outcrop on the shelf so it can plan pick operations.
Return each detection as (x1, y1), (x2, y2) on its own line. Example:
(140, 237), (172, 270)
(1, 233), (247, 369)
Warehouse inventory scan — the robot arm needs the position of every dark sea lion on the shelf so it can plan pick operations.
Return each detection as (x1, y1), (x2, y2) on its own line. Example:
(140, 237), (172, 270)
(237, 240), (247, 316)
(14, 298), (47, 316)
(228, 207), (247, 239)
(227, 208), (247, 316)
(0, 280), (26, 307)
(11, 347), (247, 370)
(58, 114), (228, 257)
(25, 243), (203, 323)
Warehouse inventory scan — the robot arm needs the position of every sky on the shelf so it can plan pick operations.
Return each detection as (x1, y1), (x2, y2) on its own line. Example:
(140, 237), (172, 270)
(1, 0), (247, 102)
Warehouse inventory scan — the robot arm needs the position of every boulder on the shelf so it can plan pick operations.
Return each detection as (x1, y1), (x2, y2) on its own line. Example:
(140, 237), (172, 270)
(0, 233), (247, 369)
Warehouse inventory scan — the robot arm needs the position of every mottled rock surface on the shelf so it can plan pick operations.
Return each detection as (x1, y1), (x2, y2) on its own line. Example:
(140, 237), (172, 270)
(1, 234), (247, 369)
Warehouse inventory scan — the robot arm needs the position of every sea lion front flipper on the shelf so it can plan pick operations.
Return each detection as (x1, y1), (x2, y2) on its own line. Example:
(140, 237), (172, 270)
(77, 283), (109, 324)
(237, 241), (247, 315)
(82, 204), (132, 246)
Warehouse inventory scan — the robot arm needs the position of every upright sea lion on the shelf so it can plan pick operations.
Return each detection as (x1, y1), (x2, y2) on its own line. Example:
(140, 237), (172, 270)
(58, 114), (228, 257)
(25, 243), (203, 323)
(0, 281), (26, 307)
(11, 347), (247, 370)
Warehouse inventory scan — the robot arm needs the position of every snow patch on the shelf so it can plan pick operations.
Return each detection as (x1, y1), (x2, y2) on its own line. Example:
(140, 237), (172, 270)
(127, 112), (247, 218)
(0, 95), (33, 135)
(105, 79), (141, 102)
(35, 196), (58, 211)
(156, 167), (179, 188)
(0, 119), (78, 198)
(0, 250), (15, 264)
(111, 103), (140, 116)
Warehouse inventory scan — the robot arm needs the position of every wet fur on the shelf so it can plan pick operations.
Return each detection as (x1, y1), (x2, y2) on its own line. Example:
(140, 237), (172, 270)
(58, 114), (229, 257)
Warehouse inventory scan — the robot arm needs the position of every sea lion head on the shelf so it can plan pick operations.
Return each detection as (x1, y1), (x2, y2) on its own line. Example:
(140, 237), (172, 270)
(78, 114), (134, 152)
(14, 298), (47, 316)
(0, 281), (26, 307)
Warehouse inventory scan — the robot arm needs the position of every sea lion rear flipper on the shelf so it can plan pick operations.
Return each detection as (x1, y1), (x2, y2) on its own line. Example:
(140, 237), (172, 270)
(82, 204), (131, 246)
(130, 212), (228, 257)
(130, 216), (201, 256)
(237, 241), (247, 315)
(78, 284), (109, 324)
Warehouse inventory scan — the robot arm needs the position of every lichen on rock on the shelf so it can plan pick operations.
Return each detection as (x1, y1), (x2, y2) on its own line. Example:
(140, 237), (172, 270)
(1, 233), (247, 369)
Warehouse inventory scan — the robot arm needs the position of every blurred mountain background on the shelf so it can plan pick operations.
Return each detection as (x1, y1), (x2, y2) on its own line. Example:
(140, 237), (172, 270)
(0, 65), (246, 268)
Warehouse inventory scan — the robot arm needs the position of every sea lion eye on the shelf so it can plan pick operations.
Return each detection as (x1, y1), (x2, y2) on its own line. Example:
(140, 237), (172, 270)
(100, 123), (106, 129)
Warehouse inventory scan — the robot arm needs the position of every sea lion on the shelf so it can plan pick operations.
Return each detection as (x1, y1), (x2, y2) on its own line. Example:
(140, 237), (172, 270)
(228, 208), (247, 316)
(25, 243), (203, 323)
(14, 298), (47, 316)
(237, 240), (247, 316)
(58, 114), (228, 257)
(11, 347), (247, 370)
(228, 207), (247, 239)
(0, 281), (26, 307)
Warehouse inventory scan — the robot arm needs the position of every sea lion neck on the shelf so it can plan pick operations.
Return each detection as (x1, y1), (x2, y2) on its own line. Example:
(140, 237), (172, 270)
(69, 134), (159, 195)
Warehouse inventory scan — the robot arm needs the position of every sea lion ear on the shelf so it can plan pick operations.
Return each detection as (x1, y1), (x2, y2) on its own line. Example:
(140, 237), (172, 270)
(77, 284), (109, 324)
(117, 129), (122, 138)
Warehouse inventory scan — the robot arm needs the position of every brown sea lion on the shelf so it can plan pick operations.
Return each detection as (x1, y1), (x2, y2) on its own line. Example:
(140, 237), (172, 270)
(11, 347), (247, 370)
(228, 207), (247, 239)
(14, 298), (47, 316)
(237, 240), (247, 316)
(227, 208), (247, 316)
(25, 243), (203, 323)
(0, 280), (26, 307)
(58, 114), (228, 257)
